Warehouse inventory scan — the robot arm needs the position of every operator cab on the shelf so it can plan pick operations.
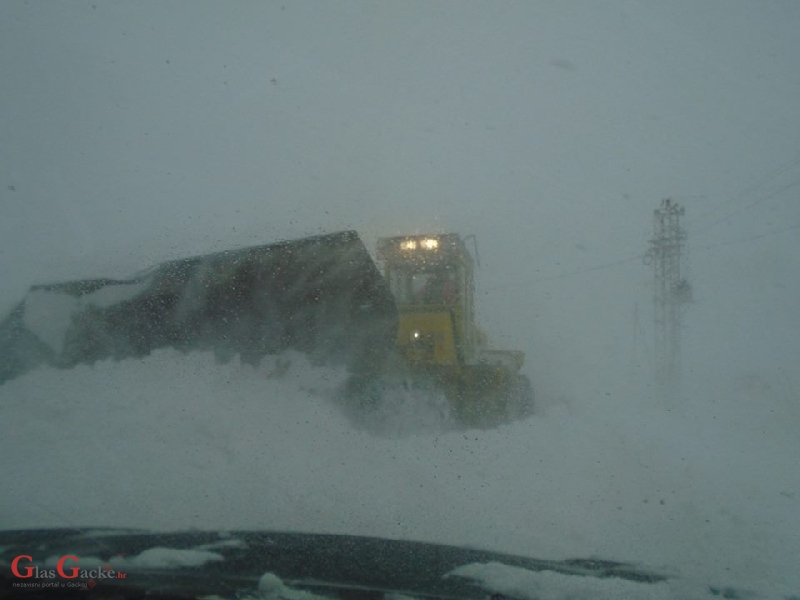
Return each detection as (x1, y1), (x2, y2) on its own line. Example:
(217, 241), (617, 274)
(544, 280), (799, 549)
(376, 234), (472, 307)
(388, 266), (458, 306)
(376, 234), (477, 365)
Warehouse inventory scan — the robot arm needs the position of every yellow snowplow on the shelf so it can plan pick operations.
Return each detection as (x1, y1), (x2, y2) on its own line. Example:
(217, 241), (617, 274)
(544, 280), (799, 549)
(0, 231), (531, 428)
(374, 233), (533, 427)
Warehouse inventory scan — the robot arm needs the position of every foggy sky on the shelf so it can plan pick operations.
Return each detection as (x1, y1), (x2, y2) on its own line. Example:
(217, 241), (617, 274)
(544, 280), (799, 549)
(2, 1), (798, 397)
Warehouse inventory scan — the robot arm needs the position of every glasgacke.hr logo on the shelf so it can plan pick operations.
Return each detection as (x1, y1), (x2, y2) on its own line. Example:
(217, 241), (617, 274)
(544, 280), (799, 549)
(10, 554), (128, 589)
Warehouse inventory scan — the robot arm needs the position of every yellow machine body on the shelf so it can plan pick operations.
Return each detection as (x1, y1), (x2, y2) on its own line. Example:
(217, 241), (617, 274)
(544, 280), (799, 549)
(396, 308), (459, 366)
(376, 234), (533, 427)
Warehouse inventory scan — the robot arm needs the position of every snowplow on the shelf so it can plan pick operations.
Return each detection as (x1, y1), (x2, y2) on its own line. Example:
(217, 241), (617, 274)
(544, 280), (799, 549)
(0, 231), (532, 428)
(352, 233), (534, 427)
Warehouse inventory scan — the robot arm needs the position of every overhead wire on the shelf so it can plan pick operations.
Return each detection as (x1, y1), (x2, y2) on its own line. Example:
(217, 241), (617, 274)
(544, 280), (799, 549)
(698, 221), (800, 250)
(487, 190), (797, 291)
(485, 253), (643, 291)
(693, 155), (800, 225)
(486, 218), (797, 292)
(484, 157), (799, 292)
(486, 217), (796, 292)
(692, 177), (800, 235)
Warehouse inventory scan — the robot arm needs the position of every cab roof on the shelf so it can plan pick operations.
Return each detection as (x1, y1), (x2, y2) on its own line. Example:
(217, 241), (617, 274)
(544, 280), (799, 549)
(377, 234), (473, 268)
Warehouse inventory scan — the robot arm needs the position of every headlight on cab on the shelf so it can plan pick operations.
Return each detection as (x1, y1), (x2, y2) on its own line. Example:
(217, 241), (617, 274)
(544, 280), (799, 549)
(421, 238), (438, 249)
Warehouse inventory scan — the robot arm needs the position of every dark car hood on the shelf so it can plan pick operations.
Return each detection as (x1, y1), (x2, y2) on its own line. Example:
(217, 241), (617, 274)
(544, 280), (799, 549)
(0, 528), (763, 599)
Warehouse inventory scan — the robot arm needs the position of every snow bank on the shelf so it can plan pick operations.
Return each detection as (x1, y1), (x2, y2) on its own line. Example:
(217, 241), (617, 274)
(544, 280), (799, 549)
(0, 350), (798, 597)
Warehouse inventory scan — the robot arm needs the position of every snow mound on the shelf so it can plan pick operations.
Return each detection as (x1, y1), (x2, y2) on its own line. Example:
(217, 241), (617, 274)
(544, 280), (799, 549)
(0, 349), (798, 596)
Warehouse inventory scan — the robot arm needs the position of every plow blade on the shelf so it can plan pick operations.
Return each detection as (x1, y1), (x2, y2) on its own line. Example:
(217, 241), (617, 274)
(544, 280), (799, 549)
(0, 231), (397, 385)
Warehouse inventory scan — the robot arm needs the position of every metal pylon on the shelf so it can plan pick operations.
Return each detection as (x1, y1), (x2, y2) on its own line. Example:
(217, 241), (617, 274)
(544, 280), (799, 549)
(646, 199), (690, 390)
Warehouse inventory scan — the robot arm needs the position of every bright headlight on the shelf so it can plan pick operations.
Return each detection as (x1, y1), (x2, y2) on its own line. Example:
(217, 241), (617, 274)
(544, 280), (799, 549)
(411, 329), (422, 341)
(400, 240), (417, 250)
(421, 238), (439, 249)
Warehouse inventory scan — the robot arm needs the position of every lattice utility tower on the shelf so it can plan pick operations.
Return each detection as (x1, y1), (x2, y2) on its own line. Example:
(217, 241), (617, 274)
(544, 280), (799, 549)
(647, 199), (691, 388)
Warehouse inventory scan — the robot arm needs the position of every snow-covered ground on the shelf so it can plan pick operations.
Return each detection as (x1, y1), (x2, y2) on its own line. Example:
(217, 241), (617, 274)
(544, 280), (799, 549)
(1, 350), (798, 598)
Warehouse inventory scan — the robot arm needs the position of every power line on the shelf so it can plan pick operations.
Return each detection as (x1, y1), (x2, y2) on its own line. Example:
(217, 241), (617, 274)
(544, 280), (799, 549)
(693, 155), (800, 224)
(485, 253), (642, 291)
(486, 218), (797, 292)
(699, 221), (800, 250)
(485, 161), (799, 292)
(693, 177), (800, 235)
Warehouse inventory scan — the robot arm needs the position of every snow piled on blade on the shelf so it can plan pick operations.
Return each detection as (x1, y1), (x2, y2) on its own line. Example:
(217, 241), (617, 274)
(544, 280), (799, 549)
(340, 378), (457, 436)
(0, 350), (798, 597)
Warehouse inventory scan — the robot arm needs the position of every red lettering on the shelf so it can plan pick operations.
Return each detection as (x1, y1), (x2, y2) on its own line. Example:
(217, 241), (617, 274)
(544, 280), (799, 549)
(11, 555), (34, 578)
(56, 556), (79, 579)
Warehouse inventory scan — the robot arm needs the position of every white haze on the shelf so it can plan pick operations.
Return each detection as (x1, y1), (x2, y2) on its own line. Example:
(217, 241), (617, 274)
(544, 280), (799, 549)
(1, 351), (798, 598)
(1, 0), (799, 596)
